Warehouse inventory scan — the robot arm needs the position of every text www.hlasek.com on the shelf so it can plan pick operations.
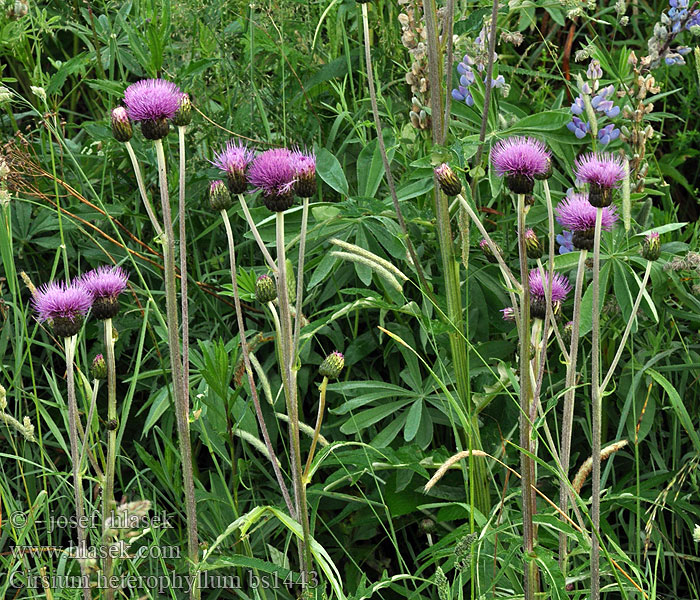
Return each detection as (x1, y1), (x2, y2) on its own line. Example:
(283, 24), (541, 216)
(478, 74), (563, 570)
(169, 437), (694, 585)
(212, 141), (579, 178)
(10, 543), (180, 561)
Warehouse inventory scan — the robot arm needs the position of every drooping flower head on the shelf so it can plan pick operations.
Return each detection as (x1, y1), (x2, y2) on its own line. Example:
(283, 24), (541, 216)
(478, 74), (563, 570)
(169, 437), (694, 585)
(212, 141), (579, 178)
(247, 148), (297, 212)
(79, 265), (129, 320)
(491, 136), (552, 193)
(33, 280), (93, 337)
(573, 152), (626, 207)
(110, 107), (132, 143)
(211, 140), (254, 195)
(290, 148), (317, 198)
(435, 163), (462, 197)
(209, 179), (232, 211)
(123, 79), (183, 140)
(528, 269), (572, 319)
(555, 193), (618, 250)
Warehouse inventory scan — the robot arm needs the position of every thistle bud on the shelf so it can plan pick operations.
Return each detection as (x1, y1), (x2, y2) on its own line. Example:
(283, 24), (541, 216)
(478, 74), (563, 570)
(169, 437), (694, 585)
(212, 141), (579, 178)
(209, 180), (232, 211)
(562, 321), (574, 346)
(500, 307), (516, 321)
(479, 238), (502, 264)
(434, 163), (463, 197)
(255, 274), (277, 303)
(319, 351), (344, 379)
(641, 231), (660, 261)
(91, 354), (107, 381)
(172, 93), (192, 127)
(111, 107), (133, 143)
(524, 228), (543, 259)
(534, 157), (553, 180)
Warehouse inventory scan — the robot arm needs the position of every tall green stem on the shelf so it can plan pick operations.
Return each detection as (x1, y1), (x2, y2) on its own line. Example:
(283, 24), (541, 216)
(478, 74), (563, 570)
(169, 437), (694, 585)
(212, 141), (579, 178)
(154, 139), (199, 599)
(177, 126), (190, 406)
(124, 141), (163, 238)
(303, 376), (328, 482)
(65, 336), (91, 600)
(275, 212), (312, 583)
(591, 207), (604, 600)
(102, 318), (117, 600)
(516, 194), (537, 600)
(220, 210), (294, 516)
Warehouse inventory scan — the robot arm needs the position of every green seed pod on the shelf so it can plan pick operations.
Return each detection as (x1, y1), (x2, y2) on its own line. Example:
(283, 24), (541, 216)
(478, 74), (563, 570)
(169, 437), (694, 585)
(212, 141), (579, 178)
(319, 351), (344, 379)
(255, 274), (277, 303)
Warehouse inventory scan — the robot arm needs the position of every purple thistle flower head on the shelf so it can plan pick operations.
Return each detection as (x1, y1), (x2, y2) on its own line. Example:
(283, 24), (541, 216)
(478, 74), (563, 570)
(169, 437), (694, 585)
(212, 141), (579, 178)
(528, 269), (571, 319)
(555, 193), (618, 250)
(290, 148), (317, 198)
(574, 152), (627, 207)
(33, 280), (93, 337)
(247, 148), (297, 212)
(211, 140), (254, 195)
(491, 136), (551, 193)
(123, 79), (183, 139)
(79, 266), (129, 320)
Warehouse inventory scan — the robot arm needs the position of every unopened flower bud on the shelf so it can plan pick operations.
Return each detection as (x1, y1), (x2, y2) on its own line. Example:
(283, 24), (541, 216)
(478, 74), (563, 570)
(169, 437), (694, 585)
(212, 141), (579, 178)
(562, 321), (574, 346)
(172, 93), (192, 127)
(524, 228), (543, 259)
(111, 107), (133, 143)
(434, 163), (462, 197)
(501, 307), (516, 321)
(91, 354), (107, 381)
(479, 238), (502, 263)
(534, 157), (553, 180)
(255, 274), (277, 303)
(642, 231), (660, 261)
(209, 180), (232, 211)
(319, 351), (344, 379)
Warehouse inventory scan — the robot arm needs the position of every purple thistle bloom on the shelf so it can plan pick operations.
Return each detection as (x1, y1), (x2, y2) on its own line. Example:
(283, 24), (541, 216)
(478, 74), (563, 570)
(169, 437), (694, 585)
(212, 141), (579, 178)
(79, 265), (129, 320)
(529, 269), (571, 319)
(490, 136), (551, 193)
(290, 148), (317, 198)
(33, 280), (93, 337)
(556, 230), (575, 254)
(574, 152), (627, 207)
(247, 148), (297, 212)
(124, 79), (183, 139)
(211, 140), (254, 195)
(555, 193), (618, 249)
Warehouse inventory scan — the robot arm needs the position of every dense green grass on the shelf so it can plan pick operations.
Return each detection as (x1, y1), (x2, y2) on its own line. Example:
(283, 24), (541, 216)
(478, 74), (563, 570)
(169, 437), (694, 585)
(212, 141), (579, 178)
(1, 0), (699, 599)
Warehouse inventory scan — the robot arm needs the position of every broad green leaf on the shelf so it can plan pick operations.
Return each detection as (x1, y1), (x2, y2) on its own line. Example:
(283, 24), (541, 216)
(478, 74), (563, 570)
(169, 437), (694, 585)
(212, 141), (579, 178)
(649, 369), (700, 453)
(317, 147), (349, 196)
(404, 399), (423, 442)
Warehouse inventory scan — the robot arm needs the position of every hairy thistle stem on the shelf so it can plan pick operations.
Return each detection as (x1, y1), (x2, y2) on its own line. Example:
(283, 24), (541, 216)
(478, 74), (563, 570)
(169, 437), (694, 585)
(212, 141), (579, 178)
(154, 139), (199, 599)
(65, 336), (91, 600)
(102, 318), (117, 600)
(591, 206), (604, 600)
(177, 126), (190, 411)
(303, 375), (328, 482)
(220, 209), (294, 517)
(124, 141), (163, 238)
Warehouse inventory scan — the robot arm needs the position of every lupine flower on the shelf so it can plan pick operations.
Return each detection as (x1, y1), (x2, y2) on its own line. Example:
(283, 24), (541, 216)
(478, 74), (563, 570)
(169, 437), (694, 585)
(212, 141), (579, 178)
(123, 79), (183, 140)
(211, 140), (254, 195)
(451, 51), (506, 106)
(291, 148), (317, 198)
(247, 148), (297, 212)
(567, 116), (590, 140)
(591, 85), (621, 118)
(598, 123), (621, 145)
(574, 152), (627, 207)
(435, 163), (463, 197)
(555, 193), (618, 250)
(490, 136), (551, 194)
(209, 179), (232, 211)
(319, 351), (345, 379)
(33, 280), (93, 337)
(528, 269), (572, 319)
(501, 307), (516, 321)
(556, 230), (575, 254)
(80, 265), (129, 320)
(587, 60), (603, 81)
(642, 231), (661, 261)
(110, 107), (132, 143)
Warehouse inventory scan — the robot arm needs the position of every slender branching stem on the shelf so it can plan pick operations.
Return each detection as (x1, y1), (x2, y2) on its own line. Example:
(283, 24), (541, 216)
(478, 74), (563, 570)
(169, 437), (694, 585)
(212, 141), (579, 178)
(220, 209), (294, 516)
(124, 141), (163, 238)
(275, 212), (312, 583)
(303, 376), (328, 482)
(516, 194), (537, 600)
(154, 138), (199, 599)
(591, 207), (604, 600)
(64, 336), (91, 600)
(238, 194), (277, 273)
(559, 248), (588, 568)
(177, 126), (190, 409)
(600, 261), (652, 392)
(77, 379), (101, 478)
(360, 2), (433, 300)
(102, 318), (117, 600)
